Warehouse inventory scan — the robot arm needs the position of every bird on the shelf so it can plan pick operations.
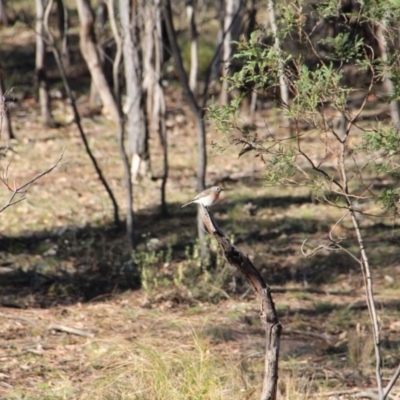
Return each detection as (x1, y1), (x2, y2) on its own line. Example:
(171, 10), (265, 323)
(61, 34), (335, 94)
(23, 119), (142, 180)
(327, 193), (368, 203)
(181, 186), (225, 209)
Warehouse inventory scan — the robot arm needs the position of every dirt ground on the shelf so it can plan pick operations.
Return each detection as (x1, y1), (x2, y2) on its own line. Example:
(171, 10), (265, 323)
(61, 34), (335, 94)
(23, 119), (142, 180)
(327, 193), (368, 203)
(1, 15), (400, 400)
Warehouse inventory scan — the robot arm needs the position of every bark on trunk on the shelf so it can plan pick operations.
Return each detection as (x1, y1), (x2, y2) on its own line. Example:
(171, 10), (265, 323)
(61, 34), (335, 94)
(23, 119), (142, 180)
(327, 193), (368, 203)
(107, 0), (135, 248)
(119, 0), (149, 181)
(267, 0), (289, 107)
(186, 0), (198, 95)
(76, 0), (119, 123)
(142, 0), (168, 215)
(36, 0), (53, 127)
(0, 68), (13, 140)
(376, 20), (400, 131)
(0, 0), (9, 26)
(55, 0), (71, 68)
(220, 0), (243, 105)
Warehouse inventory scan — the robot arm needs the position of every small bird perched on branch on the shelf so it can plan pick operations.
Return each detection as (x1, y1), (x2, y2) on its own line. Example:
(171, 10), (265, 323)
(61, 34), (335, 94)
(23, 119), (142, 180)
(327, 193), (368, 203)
(181, 186), (225, 209)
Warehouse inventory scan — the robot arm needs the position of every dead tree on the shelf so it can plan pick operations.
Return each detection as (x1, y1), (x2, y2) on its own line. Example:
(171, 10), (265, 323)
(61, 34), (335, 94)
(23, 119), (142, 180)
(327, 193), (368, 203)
(199, 205), (281, 400)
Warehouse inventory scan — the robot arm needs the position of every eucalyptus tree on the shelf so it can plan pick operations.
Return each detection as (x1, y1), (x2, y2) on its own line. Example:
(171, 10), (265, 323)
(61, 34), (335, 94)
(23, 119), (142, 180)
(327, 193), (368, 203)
(209, 1), (400, 398)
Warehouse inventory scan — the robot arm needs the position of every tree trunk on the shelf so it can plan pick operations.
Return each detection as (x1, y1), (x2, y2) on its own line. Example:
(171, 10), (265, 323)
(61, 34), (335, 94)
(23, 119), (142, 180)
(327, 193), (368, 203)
(162, 0), (207, 258)
(376, 20), (400, 131)
(55, 0), (70, 68)
(0, 67), (14, 140)
(142, 0), (168, 215)
(36, 0), (53, 127)
(186, 0), (198, 95)
(119, 0), (149, 182)
(0, 0), (9, 26)
(76, 0), (119, 123)
(107, 0), (135, 248)
(220, 0), (243, 105)
(162, 0), (206, 192)
(267, 0), (290, 128)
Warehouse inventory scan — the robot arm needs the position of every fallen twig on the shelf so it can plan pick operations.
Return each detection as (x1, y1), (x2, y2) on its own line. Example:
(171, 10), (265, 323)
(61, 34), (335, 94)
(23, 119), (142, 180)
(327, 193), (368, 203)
(311, 388), (397, 399)
(0, 312), (37, 326)
(49, 323), (95, 338)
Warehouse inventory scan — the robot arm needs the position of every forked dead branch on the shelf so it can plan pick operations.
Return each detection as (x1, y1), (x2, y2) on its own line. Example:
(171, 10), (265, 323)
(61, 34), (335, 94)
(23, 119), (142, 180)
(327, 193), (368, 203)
(198, 204), (281, 400)
(0, 149), (64, 214)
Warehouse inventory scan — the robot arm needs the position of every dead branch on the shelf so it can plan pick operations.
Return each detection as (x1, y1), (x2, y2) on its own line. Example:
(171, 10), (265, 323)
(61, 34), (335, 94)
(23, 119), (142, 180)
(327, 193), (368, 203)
(198, 205), (281, 400)
(311, 388), (396, 399)
(0, 312), (37, 326)
(384, 364), (400, 400)
(0, 149), (64, 214)
(50, 323), (95, 338)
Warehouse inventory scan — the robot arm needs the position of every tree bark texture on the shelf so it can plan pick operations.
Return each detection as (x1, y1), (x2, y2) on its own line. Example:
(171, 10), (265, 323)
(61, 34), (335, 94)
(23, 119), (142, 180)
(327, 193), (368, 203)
(267, 0), (289, 108)
(119, 0), (149, 181)
(0, 68), (13, 140)
(107, 0), (135, 248)
(376, 20), (400, 131)
(55, 0), (71, 68)
(36, 0), (53, 127)
(76, 0), (119, 123)
(186, 0), (198, 95)
(142, 0), (168, 215)
(0, 0), (9, 26)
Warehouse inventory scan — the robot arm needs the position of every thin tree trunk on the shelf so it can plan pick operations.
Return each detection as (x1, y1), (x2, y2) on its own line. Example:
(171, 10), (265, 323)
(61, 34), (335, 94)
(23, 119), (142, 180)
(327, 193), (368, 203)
(76, 0), (119, 123)
(162, 0), (206, 191)
(119, 0), (149, 182)
(142, 0), (168, 215)
(210, 2), (224, 82)
(267, 0), (290, 129)
(376, 20), (400, 131)
(220, 0), (243, 105)
(0, 67), (13, 140)
(36, 0), (53, 127)
(107, 0), (134, 248)
(0, 0), (9, 26)
(186, 0), (198, 95)
(45, 0), (120, 226)
(55, 0), (70, 68)
(162, 0), (207, 258)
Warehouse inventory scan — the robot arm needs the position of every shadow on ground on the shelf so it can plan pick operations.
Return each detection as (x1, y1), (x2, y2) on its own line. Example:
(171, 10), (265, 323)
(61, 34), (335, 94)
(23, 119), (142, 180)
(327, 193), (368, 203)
(0, 193), (398, 308)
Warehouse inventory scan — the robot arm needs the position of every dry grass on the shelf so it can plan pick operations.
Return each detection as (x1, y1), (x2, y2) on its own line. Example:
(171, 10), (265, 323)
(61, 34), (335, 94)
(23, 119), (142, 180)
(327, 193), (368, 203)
(1, 8), (400, 400)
